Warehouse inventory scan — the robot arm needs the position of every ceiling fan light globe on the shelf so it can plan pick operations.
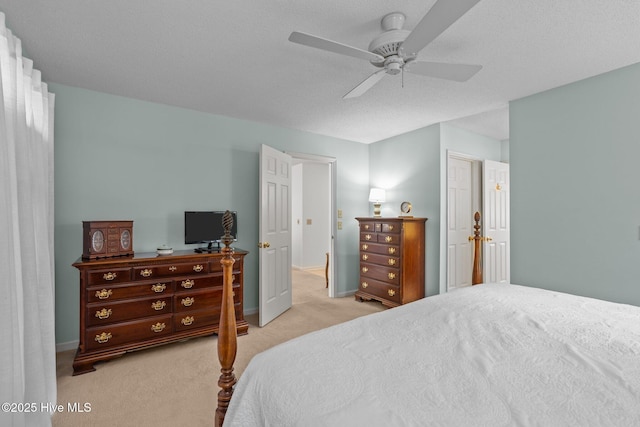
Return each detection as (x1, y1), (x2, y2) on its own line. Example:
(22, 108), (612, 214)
(386, 61), (402, 75)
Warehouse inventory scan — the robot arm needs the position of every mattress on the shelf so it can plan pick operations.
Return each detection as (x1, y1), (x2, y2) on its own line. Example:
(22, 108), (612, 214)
(224, 283), (640, 426)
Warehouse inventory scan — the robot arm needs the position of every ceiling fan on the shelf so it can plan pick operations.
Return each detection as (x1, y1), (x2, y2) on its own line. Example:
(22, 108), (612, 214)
(288, 0), (483, 99)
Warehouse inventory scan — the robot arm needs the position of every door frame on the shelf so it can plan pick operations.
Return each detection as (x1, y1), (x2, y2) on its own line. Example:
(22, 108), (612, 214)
(286, 151), (337, 298)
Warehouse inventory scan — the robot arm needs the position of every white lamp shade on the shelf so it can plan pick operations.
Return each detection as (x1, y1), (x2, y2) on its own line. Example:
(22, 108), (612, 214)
(368, 188), (386, 203)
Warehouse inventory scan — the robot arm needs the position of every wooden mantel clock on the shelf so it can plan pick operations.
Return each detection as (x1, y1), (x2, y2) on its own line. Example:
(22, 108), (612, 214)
(82, 220), (134, 259)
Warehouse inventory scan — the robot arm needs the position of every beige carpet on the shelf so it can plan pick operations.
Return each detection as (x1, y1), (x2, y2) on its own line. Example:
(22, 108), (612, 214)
(53, 270), (384, 426)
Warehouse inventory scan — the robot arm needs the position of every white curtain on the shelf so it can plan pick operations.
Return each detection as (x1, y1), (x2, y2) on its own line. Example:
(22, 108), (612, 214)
(0, 12), (56, 427)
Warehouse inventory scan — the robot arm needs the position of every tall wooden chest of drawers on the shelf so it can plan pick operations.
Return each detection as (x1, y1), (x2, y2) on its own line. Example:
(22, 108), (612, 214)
(355, 217), (427, 307)
(71, 249), (248, 375)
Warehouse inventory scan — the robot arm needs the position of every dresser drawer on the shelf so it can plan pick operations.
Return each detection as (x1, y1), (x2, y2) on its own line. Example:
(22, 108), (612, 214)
(87, 267), (132, 286)
(174, 273), (226, 292)
(173, 304), (243, 331)
(359, 277), (401, 304)
(381, 222), (400, 233)
(360, 242), (401, 257)
(86, 314), (173, 351)
(360, 263), (400, 285)
(360, 252), (400, 268)
(173, 309), (220, 331)
(360, 232), (378, 242)
(133, 261), (209, 280)
(378, 233), (399, 244)
(86, 296), (173, 327)
(175, 286), (241, 312)
(359, 222), (380, 232)
(87, 279), (174, 303)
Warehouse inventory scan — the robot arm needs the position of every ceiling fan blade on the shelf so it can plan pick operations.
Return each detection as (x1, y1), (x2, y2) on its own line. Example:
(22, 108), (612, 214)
(289, 31), (384, 63)
(343, 69), (387, 99)
(399, 0), (481, 59)
(404, 61), (482, 82)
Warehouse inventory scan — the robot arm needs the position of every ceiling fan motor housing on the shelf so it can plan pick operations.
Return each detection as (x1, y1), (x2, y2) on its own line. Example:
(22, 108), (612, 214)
(368, 12), (411, 65)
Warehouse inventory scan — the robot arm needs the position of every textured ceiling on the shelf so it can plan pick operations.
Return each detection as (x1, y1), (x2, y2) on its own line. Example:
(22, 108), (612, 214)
(1, 1), (639, 143)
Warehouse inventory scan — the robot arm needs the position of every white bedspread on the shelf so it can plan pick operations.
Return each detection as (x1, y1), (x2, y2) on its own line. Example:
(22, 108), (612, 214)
(224, 284), (640, 426)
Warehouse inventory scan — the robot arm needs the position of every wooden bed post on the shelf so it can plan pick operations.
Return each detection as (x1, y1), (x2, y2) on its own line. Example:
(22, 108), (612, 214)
(472, 211), (483, 285)
(215, 211), (238, 427)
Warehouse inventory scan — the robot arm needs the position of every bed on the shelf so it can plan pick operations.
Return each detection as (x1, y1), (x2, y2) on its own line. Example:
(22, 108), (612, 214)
(223, 283), (640, 425)
(214, 215), (640, 426)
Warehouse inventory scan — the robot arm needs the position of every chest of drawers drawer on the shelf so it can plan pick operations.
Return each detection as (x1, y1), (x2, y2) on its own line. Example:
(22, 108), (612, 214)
(360, 252), (400, 267)
(175, 285), (241, 312)
(359, 277), (401, 305)
(360, 263), (400, 285)
(87, 279), (174, 303)
(87, 296), (173, 327)
(86, 314), (173, 351)
(360, 241), (401, 256)
(133, 261), (209, 279)
(87, 267), (132, 286)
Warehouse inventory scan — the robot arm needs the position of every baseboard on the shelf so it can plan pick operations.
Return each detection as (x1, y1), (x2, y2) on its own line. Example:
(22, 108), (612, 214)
(335, 290), (356, 298)
(243, 307), (258, 315)
(292, 265), (325, 271)
(56, 340), (78, 353)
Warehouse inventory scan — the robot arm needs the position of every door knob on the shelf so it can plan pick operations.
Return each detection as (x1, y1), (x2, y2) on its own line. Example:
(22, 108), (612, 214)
(258, 242), (271, 248)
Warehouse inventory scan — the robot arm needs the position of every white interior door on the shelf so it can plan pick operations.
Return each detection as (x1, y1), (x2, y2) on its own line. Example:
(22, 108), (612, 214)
(447, 157), (474, 289)
(259, 144), (292, 326)
(482, 160), (510, 283)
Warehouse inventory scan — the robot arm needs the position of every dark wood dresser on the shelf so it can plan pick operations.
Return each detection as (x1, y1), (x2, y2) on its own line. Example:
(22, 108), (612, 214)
(355, 217), (427, 307)
(71, 249), (248, 375)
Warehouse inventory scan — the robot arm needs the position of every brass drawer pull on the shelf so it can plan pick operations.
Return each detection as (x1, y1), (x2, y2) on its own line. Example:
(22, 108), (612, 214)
(151, 300), (166, 311)
(388, 225), (394, 231)
(365, 234), (372, 240)
(385, 236), (393, 243)
(362, 254), (368, 261)
(362, 244), (368, 251)
(181, 316), (194, 326)
(362, 266), (368, 273)
(193, 264), (204, 272)
(181, 297), (195, 307)
(181, 279), (194, 289)
(95, 308), (112, 319)
(151, 322), (166, 333)
(140, 269), (153, 277)
(388, 259), (396, 266)
(169, 266), (177, 272)
(361, 281), (368, 289)
(95, 332), (112, 344)
(388, 289), (396, 297)
(388, 247), (396, 255)
(151, 283), (166, 293)
(95, 289), (113, 300)
(103, 272), (117, 281)
(388, 272), (396, 280)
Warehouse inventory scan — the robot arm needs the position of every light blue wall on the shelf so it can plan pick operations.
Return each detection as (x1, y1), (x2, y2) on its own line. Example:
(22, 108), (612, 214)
(368, 123), (503, 297)
(510, 62), (640, 306)
(369, 124), (441, 296)
(52, 84), (369, 345)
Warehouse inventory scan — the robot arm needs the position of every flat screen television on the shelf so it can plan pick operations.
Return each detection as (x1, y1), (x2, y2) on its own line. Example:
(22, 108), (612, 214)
(184, 211), (238, 251)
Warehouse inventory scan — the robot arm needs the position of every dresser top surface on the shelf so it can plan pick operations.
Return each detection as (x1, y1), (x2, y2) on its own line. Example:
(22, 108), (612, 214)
(73, 248), (249, 268)
(355, 217), (427, 222)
